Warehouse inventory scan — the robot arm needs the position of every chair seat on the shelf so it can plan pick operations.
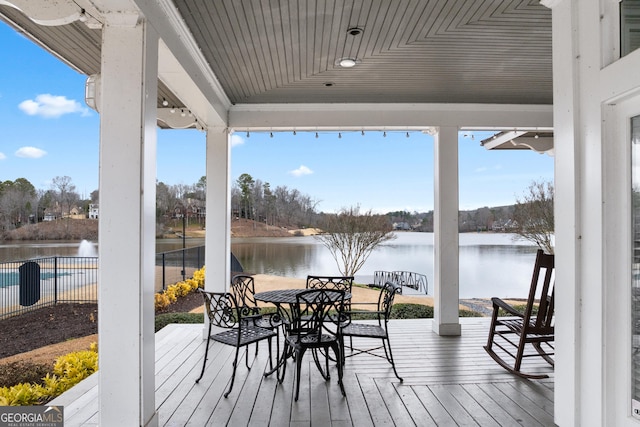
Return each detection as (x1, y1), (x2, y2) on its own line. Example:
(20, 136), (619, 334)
(287, 333), (339, 347)
(253, 315), (284, 330)
(341, 323), (386, 339)
(212, 326), (276, 347)
(500, 318), (554, 337)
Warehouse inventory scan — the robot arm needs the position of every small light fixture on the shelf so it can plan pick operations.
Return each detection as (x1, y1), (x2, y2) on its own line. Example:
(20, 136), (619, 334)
(534, 133), (539, 139)
(162, 98), (169, 106)
(361, 130), (365, 136)
(246, 131), (250, 138)
(406, 132), (410, 138)
(180, 109), (186, 117)
(315, 132), (319, 139)
(324, 82), (334, 87)
(383, 131), (387, 138)
(270, 132), (274, 138)
(338, 132), (342, 139)
(293, 130), (297, 136)
(170, 107), (176, 114)
(338, 58), (357, 68)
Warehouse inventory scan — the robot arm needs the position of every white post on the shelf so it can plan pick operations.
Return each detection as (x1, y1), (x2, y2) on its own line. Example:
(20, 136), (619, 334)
(433, 126), (461, 336)
(204, 128), (231, 293)
(98, 16), (158, 427)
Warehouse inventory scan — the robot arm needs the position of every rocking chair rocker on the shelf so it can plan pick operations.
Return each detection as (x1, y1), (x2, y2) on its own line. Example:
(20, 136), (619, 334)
(484, 249), (555, 379)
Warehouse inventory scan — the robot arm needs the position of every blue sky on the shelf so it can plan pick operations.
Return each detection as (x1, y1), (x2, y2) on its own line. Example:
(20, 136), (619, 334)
(0, 21), (553, 213)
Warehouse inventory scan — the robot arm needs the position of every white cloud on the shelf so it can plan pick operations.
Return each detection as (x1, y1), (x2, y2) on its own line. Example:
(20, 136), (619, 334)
(231, 134), (245, 147)
(289, 165), (313, 177)
(15, 146), (47, 158)
(18, 94), (89, 118)
(0, 152), (6, 160)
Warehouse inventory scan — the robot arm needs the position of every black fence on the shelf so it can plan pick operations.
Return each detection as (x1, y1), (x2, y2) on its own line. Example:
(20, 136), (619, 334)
(155, 246), (205, 291)
(0, 246), (241, 320)
(0, 256), (98, 320)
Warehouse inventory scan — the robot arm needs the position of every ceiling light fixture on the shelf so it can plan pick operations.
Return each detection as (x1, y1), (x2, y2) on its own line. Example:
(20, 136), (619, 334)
(246, 131), (250, 138)
(162, 98), (169, 106)
(338, 58), (357, 68)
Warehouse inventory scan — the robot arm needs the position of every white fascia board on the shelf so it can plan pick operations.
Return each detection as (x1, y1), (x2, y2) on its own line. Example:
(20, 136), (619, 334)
(600, 48), (640, 104)
(228, 103), (553, 131)
(132, 0), (230, 128)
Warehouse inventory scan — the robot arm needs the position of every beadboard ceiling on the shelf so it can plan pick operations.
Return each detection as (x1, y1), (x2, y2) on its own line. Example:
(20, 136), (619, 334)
(0, 0), (552, 109)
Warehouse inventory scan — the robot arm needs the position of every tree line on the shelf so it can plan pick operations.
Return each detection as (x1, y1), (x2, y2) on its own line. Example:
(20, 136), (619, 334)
(0, 174), (554, 253)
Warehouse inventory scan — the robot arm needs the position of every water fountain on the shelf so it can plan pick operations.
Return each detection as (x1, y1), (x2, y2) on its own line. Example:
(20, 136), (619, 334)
(78, 240), (98, 257)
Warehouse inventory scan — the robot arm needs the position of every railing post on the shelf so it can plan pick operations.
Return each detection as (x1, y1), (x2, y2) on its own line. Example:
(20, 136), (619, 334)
(54, 256), (58, 305)
(162, 253), (166, 291)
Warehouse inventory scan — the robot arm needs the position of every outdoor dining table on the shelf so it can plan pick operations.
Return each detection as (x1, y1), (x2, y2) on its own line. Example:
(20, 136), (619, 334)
(254, 288), (352, 378)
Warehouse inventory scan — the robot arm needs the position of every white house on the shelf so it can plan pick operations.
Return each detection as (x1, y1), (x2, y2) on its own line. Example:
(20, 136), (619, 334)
(0, 0), (635, 425)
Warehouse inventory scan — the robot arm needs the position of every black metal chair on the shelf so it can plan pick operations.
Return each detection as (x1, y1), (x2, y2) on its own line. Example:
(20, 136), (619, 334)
(339, 281), (404, 381)
(194, 289), (277, 398)
(230, 274), (283, 369)
(280, 289), (347, 401)
(484, 249), (555, 379)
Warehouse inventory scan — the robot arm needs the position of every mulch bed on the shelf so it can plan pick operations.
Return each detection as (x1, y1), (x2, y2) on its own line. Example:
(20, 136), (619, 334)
(0, 292), (204, 360)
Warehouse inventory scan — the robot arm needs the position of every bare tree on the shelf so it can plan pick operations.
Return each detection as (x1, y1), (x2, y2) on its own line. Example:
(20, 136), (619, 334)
(513, 180), (555, 254)
(314, 205), (396, 276)
(51, 175), (78, 217)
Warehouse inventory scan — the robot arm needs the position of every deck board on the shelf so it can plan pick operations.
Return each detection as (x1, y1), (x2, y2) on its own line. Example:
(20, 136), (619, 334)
(50, 318), (556, 426)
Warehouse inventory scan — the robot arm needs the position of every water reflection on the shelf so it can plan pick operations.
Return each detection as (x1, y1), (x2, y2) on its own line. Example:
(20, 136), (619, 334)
(0, 233), (541, 298)
(233, 232), (539, 299)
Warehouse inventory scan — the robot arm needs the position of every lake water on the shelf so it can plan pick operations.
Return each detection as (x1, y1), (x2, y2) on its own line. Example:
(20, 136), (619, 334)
(0, 232), (539, 298)
(232, 232), (539, 298)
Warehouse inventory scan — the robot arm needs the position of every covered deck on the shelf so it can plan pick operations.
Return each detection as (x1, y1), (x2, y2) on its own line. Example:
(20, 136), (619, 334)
(52, 318), (554, 426)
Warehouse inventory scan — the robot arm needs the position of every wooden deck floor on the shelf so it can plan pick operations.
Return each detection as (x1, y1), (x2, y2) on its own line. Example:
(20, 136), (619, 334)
(50, 318), (555, 426)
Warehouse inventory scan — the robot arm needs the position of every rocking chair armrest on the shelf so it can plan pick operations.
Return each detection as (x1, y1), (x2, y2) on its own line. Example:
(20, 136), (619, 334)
(491, 297), (524, 317)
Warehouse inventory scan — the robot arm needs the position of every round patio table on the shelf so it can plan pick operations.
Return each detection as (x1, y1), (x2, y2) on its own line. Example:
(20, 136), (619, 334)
(254, 288), (351, 378)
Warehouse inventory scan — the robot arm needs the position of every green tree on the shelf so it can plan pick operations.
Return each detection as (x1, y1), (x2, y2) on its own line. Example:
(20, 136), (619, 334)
(314, 205), (396, 276)
(513, 180), (555, 254)
(237, 173), (255, 219)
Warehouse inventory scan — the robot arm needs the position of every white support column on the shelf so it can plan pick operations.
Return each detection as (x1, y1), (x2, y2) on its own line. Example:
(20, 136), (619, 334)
(546, 0), (604, 425)
(204, 128), (231, 293)
(432, 126), (461, 336)
(98, 17), (158, 427)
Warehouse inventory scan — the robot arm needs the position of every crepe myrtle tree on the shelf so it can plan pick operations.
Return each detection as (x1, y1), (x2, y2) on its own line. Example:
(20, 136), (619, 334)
(512, 179), (554, 254)
(315, 205), (396, 277)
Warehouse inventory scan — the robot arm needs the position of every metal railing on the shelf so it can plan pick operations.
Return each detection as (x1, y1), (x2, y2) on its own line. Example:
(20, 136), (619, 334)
(155, 246), (205, 291)
(0, 245), (242, 319)
(0, 256), (98, 320)
(372, 270), (429, 294)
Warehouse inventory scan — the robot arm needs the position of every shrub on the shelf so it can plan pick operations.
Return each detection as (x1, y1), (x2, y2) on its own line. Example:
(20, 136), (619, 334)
(392, 303), (434, 319)
(155, 267), (205, 311)
(0, 345), (98, 406)
(155, 312), (204, 332)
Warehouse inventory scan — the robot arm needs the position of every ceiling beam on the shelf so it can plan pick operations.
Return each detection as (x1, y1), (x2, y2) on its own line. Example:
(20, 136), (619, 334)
(132, 0), (230, 127)
(228, 103), (553, 131)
